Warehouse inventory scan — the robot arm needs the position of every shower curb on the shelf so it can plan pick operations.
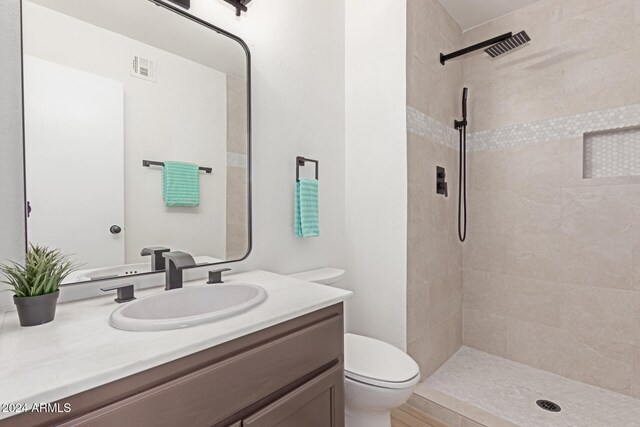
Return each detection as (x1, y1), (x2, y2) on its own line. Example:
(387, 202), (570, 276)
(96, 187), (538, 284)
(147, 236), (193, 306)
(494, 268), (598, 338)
(408, 388), (518, 427)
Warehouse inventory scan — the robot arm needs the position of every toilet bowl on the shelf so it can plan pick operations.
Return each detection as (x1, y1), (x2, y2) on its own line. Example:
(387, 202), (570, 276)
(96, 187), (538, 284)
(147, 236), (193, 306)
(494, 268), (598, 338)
(344, 333), (420, 427)
(289, 268), (420, 427)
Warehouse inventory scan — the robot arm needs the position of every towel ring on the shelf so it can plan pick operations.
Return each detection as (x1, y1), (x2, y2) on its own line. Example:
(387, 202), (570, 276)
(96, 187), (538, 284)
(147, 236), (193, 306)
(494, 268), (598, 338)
(296, 156), (319, 181)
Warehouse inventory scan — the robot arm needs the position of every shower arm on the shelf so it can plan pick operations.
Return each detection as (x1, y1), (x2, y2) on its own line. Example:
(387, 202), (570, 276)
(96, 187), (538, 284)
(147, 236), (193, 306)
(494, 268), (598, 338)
(440, 32), (512, 65)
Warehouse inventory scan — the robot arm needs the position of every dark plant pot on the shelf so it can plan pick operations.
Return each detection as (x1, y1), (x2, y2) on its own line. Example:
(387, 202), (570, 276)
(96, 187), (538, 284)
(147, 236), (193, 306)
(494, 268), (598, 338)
(13, 290), (59, 327)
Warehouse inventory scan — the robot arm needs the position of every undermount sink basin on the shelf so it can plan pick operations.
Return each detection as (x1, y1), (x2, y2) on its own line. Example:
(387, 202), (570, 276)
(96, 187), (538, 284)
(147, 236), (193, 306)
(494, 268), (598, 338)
(109, 283), (267, 331)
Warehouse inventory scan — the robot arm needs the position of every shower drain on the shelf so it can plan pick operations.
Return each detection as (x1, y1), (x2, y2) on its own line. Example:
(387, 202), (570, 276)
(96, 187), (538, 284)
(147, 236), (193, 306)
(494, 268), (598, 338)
(536, 400), (561, 412)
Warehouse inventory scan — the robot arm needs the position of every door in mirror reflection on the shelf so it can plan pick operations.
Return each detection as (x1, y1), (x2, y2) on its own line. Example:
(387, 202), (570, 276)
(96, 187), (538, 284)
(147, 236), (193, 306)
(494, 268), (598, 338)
(22, 0), (250, 283)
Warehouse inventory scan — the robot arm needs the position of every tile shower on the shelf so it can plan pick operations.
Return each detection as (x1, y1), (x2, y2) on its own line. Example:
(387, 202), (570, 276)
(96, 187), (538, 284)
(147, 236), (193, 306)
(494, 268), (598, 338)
(407, 0), (640, 424)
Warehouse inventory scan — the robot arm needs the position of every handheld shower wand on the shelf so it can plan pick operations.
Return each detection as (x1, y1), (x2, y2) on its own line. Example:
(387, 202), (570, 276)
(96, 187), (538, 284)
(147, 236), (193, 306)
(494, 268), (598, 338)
(462, 87), (468, 120)
(455, 88), (468, 242)
(456, 87), (468, 127)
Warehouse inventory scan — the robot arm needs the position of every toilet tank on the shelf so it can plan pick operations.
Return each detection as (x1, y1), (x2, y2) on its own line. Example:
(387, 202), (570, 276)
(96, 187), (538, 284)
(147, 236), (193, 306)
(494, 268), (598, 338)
(288, 267), (345, 285)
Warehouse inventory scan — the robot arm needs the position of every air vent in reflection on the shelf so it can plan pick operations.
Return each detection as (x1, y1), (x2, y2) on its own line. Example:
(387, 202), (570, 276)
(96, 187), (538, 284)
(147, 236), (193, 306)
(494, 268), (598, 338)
(131, 55), (156, 82)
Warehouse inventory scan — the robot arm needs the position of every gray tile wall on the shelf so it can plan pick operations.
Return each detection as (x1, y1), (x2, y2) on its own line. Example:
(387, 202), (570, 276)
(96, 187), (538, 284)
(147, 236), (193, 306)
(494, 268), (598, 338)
(460, 0), (640, 399)
(406, 0), (464, 379)
(225, 75), (249, 260)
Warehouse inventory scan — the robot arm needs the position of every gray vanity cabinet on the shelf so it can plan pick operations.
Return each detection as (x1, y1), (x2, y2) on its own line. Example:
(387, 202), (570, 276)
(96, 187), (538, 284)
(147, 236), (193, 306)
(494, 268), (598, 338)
(243, 365), (343, 427)
(2, 304), (345, 427)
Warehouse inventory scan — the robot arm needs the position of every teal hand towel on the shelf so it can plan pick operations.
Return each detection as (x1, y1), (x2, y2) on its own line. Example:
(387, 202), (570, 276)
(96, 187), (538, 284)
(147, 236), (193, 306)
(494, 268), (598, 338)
(294, 177), (319, 237)
(162, 161), (200, 206)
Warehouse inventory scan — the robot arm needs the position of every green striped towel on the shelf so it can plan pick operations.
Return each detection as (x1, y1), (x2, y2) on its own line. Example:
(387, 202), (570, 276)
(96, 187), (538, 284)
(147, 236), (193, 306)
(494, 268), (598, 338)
(294, 177), (319, 237)
(162, 161), (200, 206)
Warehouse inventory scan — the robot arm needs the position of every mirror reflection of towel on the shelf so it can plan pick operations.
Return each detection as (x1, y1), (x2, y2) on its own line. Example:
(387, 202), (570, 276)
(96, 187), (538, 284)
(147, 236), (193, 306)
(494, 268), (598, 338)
(294, 177), (319, 237)
(162, 161), (200, 207)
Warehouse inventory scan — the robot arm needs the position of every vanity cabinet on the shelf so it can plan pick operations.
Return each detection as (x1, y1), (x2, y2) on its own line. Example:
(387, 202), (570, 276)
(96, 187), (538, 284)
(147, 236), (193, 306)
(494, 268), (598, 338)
(3, 304), (344, 427)
(243, 365), (343, 427)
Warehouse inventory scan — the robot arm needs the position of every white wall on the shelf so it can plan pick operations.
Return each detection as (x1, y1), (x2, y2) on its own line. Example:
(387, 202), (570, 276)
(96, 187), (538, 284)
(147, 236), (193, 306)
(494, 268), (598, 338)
(176, 0), (347, 275)
(0, 0), (26, 313)
(23, 2), (228, 264)
(345, 0), (408, 349)
(1, 0), (407, 355)
(0, 0), (347, 308)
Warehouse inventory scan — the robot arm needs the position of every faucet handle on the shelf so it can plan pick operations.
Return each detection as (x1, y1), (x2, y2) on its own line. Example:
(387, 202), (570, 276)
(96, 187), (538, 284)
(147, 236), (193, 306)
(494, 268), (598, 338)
(101, 284), (136, 303)
(207, 268), (232, 284)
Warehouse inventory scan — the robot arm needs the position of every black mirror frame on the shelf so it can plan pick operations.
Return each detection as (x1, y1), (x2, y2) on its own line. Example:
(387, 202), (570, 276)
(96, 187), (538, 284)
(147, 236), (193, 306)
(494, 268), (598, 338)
(20, 0), (253, 284)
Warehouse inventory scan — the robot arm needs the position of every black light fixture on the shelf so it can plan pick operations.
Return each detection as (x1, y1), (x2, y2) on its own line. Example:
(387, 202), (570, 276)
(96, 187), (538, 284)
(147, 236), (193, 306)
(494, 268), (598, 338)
(166, 0), (191, 9)
(223, 0), (252, 16)
(164, 0), (252, 16)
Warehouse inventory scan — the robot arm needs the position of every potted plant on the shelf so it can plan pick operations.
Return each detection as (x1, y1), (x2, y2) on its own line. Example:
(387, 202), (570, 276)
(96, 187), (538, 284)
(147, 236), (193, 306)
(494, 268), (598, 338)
(0, 244), (76, 327)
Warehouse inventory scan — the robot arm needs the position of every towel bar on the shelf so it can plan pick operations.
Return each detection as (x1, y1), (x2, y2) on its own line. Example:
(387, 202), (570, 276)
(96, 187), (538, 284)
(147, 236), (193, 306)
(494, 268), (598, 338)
(296, 156), (318, 181)
(142, 160), (212, 174)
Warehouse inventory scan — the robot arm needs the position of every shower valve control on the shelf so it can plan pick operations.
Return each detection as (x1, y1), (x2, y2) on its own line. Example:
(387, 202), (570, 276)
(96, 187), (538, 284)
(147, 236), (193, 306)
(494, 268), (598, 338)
(436, 166), (448, 197)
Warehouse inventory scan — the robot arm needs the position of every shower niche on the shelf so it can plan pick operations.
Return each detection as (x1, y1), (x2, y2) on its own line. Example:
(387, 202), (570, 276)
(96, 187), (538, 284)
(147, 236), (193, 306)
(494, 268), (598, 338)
(583, 126), (640, 179)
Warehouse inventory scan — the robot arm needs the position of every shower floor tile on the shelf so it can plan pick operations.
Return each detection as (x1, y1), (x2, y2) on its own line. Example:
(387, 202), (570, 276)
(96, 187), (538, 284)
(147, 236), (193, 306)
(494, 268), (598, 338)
(416, 346), (640, 427)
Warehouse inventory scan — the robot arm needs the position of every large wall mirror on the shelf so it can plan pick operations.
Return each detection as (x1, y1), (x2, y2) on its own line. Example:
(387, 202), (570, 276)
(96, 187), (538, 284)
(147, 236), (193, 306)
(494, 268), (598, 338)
(21, 0), (251, 284)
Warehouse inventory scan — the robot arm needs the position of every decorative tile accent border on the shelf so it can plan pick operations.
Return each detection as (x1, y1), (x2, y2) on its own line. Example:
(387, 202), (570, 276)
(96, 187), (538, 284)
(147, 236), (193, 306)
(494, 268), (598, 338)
(407, 106), (458, 149)
(468, 103), (640, 152)
(227, 152), (247, 168)
(407, 103), (640, 153)
(584, 126), (640, 178)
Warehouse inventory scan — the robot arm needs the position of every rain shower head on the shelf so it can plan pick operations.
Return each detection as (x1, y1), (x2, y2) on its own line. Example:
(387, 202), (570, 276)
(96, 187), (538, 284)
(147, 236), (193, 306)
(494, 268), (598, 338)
(484, 31), (531, 58)
(440, 30), (531, 65)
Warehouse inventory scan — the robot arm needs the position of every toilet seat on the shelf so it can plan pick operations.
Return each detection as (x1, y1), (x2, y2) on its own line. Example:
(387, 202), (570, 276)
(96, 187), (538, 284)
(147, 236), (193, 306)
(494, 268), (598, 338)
(344, 333), (420, 390)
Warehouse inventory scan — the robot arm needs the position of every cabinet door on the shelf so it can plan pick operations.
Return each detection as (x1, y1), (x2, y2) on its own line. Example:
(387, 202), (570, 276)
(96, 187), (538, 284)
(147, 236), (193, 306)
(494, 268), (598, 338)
(243, 365), (344, 427)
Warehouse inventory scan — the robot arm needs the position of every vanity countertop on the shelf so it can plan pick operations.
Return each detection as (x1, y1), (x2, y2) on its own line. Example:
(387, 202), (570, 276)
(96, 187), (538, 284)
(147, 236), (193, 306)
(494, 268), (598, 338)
(0, 270), (352, 420)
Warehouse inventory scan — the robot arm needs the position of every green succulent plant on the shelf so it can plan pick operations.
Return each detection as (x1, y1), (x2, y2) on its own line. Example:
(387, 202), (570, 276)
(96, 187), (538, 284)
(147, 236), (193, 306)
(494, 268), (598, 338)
(0, 244), (76, 297)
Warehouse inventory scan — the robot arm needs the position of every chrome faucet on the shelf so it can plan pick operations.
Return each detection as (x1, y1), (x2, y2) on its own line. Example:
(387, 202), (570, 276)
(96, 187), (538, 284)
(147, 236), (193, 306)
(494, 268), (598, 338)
(162, 251), (196, 290)
(141, 246), (171, 271)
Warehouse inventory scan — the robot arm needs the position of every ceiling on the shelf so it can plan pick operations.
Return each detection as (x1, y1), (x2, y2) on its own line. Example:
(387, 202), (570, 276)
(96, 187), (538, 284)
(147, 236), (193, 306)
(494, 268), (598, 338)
(438, 0), (542, 31)
(26, 0), (246, 77)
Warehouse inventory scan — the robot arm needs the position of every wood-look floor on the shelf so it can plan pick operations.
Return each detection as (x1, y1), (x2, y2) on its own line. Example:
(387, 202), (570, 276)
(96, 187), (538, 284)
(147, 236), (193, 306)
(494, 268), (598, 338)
(391, 404), (450, 427)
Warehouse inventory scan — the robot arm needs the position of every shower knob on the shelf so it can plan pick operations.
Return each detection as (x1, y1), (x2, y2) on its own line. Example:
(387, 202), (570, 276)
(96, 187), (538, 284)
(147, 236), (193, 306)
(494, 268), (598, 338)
(110, 225), (122, 235)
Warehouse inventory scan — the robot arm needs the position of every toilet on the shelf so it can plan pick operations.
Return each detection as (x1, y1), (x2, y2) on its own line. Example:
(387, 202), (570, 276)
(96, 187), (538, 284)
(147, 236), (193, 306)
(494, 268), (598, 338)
(289, 268), (420, 427)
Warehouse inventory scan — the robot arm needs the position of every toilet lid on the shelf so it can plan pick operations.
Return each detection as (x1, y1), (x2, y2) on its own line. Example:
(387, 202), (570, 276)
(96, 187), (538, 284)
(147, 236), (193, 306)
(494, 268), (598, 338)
(344, 333), (420, 389)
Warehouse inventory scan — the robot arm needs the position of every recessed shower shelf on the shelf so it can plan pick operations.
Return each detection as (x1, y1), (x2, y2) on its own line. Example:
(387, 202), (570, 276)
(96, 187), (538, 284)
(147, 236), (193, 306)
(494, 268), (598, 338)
(583, 126), (640, 178)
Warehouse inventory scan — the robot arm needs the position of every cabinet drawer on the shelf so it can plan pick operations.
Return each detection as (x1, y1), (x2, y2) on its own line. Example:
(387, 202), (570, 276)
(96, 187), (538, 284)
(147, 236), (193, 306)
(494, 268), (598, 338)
(60, 315), (343, 427)
(243, 364), (344, 427)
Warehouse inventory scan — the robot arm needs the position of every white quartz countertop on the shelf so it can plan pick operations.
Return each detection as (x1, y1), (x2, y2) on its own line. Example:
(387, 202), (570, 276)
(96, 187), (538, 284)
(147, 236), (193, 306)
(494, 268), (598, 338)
(0, 270), (352, 419)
